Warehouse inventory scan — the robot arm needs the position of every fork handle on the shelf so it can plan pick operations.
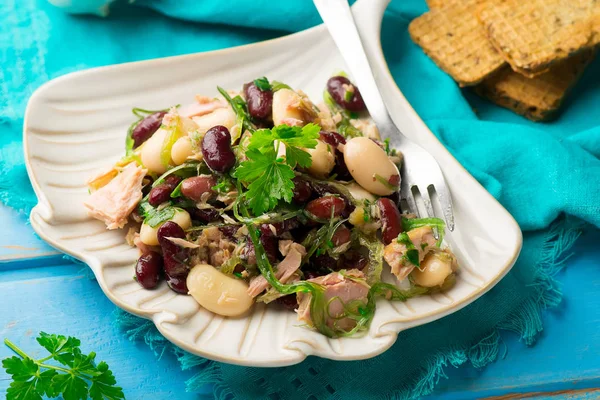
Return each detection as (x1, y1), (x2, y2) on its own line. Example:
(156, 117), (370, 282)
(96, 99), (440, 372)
(314, 0), (396, 137)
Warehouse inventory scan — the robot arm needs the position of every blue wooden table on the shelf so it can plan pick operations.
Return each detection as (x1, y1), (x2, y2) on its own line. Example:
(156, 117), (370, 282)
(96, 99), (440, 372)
(1, 204), (599, 399)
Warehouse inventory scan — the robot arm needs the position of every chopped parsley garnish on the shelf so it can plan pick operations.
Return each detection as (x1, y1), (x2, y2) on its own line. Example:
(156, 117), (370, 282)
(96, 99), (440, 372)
(138, 200), (178, 227)
(211, 176), (234, 194)
(323, 89), (362, 139)
(217, 86), (254, 133)
(233, 147), (295, 215)
(170, 181), (183, 198)
(233, 124), (320, 215)
(343, 88), (354, 102)
(270, 80), (292, 92)
(397, 232), (420, 267)
(253, 76), (272, 91)
(374, 174), (399, 190)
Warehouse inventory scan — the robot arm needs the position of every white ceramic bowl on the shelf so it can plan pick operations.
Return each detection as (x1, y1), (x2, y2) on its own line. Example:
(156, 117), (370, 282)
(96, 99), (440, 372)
(24, 0), (522, 366)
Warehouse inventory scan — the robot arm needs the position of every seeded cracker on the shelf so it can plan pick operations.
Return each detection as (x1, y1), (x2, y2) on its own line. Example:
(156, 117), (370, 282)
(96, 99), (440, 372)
(425, 0), (446, 9)
(475, 50), (595, 121)
(477, 0), (596, 77)
(409, 0), (505, 86)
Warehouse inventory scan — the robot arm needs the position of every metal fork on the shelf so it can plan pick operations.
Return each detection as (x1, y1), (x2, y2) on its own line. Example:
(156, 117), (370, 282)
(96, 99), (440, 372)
(314, 0), (454, 231)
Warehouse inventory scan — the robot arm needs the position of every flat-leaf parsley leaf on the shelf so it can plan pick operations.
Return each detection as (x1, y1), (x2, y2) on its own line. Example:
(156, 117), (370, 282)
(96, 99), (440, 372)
(233, 148), (295, 215)
(2, 333), (124, 400)
(233, 123), (320, 215)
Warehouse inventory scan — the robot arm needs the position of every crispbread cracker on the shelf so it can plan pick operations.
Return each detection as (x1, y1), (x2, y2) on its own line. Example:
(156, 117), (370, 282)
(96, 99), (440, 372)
(425, 0), (446, 9)
(477, 0), (597, 76)
(409, 0), (505, 86)
(475, 50), (594, 121)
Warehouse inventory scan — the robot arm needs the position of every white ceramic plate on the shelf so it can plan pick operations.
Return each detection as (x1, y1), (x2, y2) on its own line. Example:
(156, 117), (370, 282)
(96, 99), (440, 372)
(24, 0), (522, 366)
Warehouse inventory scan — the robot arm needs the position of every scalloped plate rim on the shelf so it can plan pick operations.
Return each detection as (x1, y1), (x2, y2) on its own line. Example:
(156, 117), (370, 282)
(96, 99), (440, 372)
(23, 0), (522, 367)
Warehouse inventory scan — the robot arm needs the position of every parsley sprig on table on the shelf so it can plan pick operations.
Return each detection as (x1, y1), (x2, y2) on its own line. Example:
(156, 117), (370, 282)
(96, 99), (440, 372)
(233, 123), (320, 215)
(2, 332), (124, 400)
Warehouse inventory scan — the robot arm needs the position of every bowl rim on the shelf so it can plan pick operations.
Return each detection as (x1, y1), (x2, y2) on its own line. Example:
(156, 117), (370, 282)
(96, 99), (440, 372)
(23, 0), (523, 366)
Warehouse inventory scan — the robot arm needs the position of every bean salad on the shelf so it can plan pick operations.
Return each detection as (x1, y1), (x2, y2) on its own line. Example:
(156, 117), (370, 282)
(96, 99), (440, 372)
(84, 74), (458, 337)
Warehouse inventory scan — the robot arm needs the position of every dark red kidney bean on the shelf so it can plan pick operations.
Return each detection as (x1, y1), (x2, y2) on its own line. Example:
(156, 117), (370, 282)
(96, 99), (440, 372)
(132, 111), (167, 148)
(164, 175), (181, 189)
(331, 225), (351, 247)
(261, 235), (278, 264)
(313, 254), (337, 271)
(259, 218), (300, 238)
(181, 176), (216, 202)
(157, 222), (189, 278)
(305, 196), (346, 220)
(319, 131), (346, 147)
(219, 225), (241, 241)
(292, 177), (312, 203)
(186, 208), (221, 224)
(166, 273), (188, 294)
(244, 82), (273, 120)
(201, 126), (236, 172)
(388, 174), (400, 188)
(276, 294), (298, 311)
(148, 184), (173, 207)
(242, 234), (278, 265)
(333, 151), (351, 180)
(387, 191), (402, 210)
(135, 251), (163, 289)
(377, 198), (403, 245)
(342, 250), (368, 271)
(310, 183), (354, 216)
(148, 175), (182, 206)
(326, 76), (366, 112)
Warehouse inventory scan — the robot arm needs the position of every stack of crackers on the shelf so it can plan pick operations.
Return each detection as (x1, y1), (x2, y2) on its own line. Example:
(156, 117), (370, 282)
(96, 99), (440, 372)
(409, 0), (600, 121)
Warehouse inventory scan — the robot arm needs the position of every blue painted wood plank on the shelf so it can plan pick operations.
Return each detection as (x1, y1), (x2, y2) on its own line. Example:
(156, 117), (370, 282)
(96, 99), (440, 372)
(0, 262), (200, 400)
(0, 206), (59, 263)
(430, 228), (600, 399)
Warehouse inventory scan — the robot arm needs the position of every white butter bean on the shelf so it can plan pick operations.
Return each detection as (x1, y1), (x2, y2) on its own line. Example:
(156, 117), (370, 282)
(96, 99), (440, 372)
(171, 136), (194, 165)
(192, 107), (236, 133)
(345, 182), (376, 202)
(187, 264), (254, 317)
(343, 137), (400, 196)
(411, 251), (455, 287)
(141, 128), (169, 174)
(139, 208), (191, 246)
(272, 89), (306, 126)
(306, 140), (335, 179)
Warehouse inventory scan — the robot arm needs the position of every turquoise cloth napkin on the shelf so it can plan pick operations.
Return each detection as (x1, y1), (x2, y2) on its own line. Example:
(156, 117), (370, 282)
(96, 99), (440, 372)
(2, 0), (599, 399)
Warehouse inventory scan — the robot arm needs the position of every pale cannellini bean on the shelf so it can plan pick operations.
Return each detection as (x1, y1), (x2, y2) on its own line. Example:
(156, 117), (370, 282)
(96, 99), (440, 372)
(343, 137), (400, 196)
(192, 107), (236, 133)
(139, 208), (191, 246)
(306, 140), (335, 179)
(345, 182), (376, 202)
(171, 136), (194, 165)
(180, 115), (199, 134)
(411, 251), (454, 287)
(187, 264), (254, 317)
(141, 128), (169, 174)
(272, 88), (306, 126)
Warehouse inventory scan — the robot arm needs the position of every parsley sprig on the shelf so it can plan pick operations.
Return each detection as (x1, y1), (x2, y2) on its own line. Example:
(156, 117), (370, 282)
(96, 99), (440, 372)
(2, 332), (124, 400)
(233, 123), (320, 215)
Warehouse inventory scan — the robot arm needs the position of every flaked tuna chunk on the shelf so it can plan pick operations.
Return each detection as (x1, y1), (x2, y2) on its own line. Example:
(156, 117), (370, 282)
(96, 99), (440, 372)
(178, 96), (226, 118)
(84, 163), (147, 229)
(297, 269), (370, 332)
(383, 226), (436, 281)
(247, 242), (306, 298)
